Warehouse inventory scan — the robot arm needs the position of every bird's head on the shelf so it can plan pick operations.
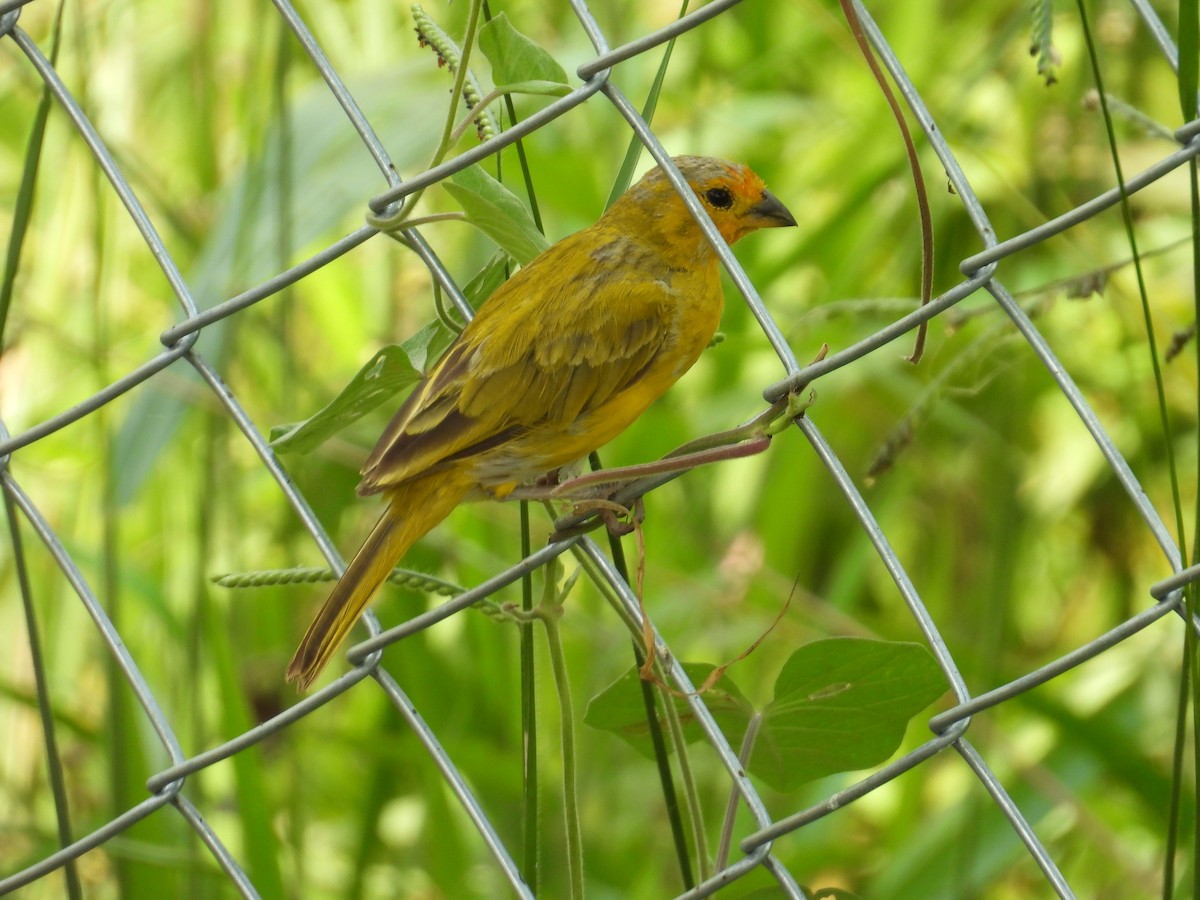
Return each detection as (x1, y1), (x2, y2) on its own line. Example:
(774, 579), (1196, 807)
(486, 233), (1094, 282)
(617, 155), (796, 247)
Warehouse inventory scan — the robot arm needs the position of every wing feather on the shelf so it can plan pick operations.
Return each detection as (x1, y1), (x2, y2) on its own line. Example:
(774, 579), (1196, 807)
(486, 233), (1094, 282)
(359, 228), (677, 493)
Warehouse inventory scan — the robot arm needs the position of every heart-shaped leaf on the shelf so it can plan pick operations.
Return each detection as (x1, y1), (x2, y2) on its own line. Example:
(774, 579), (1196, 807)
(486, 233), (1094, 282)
(586, 640), (945, 793)
(750, 638), (946, 792)
(478, 13), (569, 91)
(584, 663), (755, 758)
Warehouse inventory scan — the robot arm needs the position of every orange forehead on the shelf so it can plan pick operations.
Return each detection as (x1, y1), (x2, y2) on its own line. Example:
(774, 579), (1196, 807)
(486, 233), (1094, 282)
(724, 164), (763, 195)
(626, 157), (769, 215)
(715, 161), (765, 199)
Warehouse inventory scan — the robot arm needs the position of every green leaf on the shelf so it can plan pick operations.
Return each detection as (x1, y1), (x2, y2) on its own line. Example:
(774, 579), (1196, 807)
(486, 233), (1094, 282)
(583, 640), (945, 791)
(401, 317), (456, 374)
(478, 13), (569, 91)
(750, 638), (947, 792)
(269, 247), (510, 456)
(462, 250), (511, 311)
(583, 663), (755, 758)
(444, 165), (549, 265)
(269, 344), (422, 454)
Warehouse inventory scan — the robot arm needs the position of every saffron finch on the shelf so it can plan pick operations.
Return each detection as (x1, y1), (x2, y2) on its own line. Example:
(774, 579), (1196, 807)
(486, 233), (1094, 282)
(287, 155), (795, 690)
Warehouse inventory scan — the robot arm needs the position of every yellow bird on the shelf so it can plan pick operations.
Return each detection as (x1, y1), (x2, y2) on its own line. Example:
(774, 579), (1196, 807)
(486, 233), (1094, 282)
(287, 155), (795, 690)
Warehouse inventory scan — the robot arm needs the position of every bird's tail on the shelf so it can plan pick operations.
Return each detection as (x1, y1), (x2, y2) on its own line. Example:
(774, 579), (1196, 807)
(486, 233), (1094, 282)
(286, 471), (472, 691)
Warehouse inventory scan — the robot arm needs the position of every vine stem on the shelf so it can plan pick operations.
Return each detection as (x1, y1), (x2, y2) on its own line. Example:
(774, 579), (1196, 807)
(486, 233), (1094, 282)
(384, 0), (484, 231)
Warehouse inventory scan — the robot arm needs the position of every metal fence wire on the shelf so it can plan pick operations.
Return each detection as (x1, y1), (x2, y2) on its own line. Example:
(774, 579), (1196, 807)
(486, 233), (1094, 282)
(2, 0), (1198, 896)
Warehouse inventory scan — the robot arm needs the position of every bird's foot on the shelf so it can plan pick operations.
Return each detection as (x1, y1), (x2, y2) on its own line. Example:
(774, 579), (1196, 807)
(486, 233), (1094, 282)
(597, 496), (645, 537)
(548, 496), (643, 542)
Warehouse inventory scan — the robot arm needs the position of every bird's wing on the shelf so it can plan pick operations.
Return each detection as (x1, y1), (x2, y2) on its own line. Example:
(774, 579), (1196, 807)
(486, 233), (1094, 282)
(358, 229), (677, 493)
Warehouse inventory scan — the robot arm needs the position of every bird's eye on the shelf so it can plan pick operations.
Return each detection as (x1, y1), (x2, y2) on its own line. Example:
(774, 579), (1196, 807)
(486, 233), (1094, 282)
(705, 187), (734, 209)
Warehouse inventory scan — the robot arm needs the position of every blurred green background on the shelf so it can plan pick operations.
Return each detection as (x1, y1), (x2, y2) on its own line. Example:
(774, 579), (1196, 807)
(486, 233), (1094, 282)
(1, 0), (1196, 896)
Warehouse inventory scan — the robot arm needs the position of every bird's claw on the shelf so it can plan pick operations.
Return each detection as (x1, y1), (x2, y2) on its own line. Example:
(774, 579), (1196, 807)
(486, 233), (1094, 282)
(598, 497), (645, 537)
(546, 495), (645, 543)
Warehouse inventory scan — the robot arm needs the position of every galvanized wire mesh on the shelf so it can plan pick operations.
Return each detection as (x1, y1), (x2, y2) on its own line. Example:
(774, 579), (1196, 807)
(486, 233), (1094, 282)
(1, 0), (1197, 897)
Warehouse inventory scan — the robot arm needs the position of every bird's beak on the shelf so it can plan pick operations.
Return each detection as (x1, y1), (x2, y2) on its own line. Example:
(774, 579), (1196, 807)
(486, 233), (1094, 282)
(748, 190), (797, 228)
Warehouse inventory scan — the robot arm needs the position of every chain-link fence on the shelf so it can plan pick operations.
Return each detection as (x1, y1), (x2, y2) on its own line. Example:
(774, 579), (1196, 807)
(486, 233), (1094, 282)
(2, 0), (1197, 896)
